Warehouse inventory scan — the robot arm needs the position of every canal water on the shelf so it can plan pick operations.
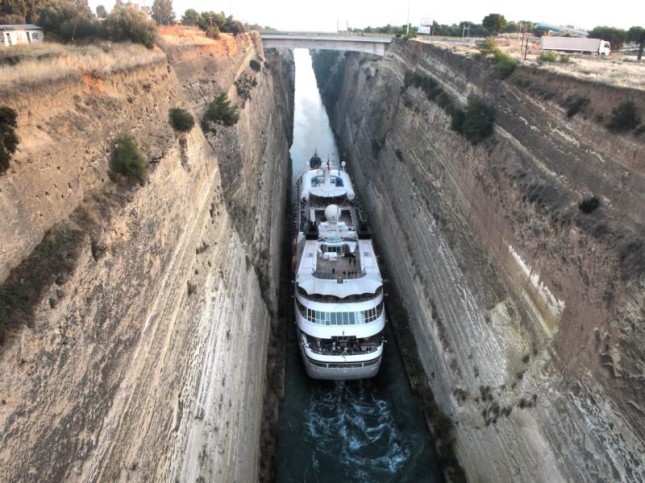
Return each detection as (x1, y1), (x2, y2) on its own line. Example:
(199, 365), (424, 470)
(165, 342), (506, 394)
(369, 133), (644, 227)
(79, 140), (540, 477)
(275, 49), (440, 483)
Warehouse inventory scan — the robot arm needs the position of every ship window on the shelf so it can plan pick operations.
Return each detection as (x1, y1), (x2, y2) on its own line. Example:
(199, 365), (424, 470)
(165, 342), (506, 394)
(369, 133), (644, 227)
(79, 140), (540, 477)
(355, 311), (365, 324)
(322, 244), (343, 254)
(300, 305), (383, 325)
(365, 308), (373, 322)
(324, 312), (329, 325)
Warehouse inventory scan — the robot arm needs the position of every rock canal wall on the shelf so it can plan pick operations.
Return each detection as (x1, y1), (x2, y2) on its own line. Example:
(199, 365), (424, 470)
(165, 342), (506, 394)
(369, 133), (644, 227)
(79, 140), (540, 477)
(313, 40), (644, 481)
(0, 32), (292, 481)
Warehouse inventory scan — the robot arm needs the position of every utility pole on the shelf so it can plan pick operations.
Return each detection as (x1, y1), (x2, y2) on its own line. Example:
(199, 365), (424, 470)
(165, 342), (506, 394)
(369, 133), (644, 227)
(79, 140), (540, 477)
(406, 0), (410, 36)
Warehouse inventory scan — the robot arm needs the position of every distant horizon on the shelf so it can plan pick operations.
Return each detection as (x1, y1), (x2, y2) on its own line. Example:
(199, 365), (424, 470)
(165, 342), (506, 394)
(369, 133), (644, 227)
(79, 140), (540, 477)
(88, 0), (639, 32)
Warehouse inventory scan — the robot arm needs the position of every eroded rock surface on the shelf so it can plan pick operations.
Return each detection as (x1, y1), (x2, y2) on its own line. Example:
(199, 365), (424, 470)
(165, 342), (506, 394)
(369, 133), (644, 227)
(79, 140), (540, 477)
(313, 40), (644, 481)
(0, 32), (292, 481)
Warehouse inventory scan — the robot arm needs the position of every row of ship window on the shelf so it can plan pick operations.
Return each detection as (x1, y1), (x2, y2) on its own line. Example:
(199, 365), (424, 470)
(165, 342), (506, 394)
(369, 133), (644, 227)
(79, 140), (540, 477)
(306, 357), (381, 369)
(296, 300), (384, 325)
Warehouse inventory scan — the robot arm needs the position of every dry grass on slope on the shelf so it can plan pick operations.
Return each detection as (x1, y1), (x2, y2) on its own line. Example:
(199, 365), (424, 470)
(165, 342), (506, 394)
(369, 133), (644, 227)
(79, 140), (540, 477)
(157, 25), (215, 46)
(532, 57), (645, 90)
(156, 26), (256, 62)
(428, 37), (645, 90)
(0, 42), (166, 91)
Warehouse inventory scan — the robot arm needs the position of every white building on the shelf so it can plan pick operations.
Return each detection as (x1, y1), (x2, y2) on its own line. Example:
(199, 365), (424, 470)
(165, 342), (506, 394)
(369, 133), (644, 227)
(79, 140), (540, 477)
(1, 24), (44, 47)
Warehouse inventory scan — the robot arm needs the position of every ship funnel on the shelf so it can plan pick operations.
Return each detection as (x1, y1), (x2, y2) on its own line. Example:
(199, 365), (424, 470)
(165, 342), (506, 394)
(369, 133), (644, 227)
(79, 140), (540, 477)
(324, 204), (341, 224)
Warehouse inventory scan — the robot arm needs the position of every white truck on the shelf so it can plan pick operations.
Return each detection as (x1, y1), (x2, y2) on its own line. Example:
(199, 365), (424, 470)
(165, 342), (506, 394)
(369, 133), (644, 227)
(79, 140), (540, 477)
(540, 36), (611, 56)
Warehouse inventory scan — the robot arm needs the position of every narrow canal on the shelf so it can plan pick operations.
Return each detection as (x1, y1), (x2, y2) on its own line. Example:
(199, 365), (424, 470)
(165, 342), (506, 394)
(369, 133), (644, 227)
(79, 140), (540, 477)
(275, 49), (441, 483)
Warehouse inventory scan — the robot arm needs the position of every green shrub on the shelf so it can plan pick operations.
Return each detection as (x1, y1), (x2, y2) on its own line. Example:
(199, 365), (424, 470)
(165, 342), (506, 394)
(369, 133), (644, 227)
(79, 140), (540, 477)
(513, 76), (531, 87)
(0, 106), (19, 175)
(450, 107), (466, 133)
(403, 70), (459, 118)
(203, 93), (239, 127)
(109, 133), (147, 183)
(105, 3), (157, 48)
(60, 16), (105, 41)
(607, 100), (640, 132)
(579, 196), (600, 213)
(558, 54), (571, 63)
(493, 49), (517, 79)
(249, 59), (261, 72)
(235, 73), (258, 103)
(403, 70), (443, 100)
(206, 25), (219, 39)
(403, 70), (494, 142)
(169, 107), (195, 132)
(479, 36), (497, 56)
(564, 96), (590, 118)
(193, 12), (245, 35)
(436, 91), (454, 110)
(37, 2), (107, 42)
(538, 51), (558, 62)
(461, 96), (496, 143)
(477, 39), (516, 79)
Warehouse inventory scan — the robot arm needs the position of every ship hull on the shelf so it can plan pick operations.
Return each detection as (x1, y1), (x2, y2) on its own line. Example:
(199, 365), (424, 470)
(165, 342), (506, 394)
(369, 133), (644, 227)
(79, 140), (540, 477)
(298, 344), (382, 380)
(296, 328), (383, 380)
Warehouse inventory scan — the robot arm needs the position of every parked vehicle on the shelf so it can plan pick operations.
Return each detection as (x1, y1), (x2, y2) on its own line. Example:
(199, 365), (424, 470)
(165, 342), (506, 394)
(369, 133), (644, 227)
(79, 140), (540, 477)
(540, 36), (611, 56)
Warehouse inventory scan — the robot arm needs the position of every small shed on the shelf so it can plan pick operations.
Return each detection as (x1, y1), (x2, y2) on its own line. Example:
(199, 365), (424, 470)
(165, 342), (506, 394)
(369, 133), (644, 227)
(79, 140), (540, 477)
(1, 24), (44, 47)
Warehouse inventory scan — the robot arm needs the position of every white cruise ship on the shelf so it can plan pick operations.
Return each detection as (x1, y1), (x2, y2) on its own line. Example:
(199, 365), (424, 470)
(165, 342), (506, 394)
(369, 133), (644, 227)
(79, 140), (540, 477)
(293, 154), (386, 380)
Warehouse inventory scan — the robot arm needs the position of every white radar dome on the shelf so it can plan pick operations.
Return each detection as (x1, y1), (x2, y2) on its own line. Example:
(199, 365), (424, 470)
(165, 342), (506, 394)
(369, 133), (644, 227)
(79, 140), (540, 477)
(324, 204), (341, 223)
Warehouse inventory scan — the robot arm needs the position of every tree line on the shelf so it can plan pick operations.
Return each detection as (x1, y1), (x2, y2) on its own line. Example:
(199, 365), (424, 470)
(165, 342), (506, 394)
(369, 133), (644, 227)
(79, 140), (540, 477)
(0, 0), (247, 48)
(350, 13), (644, 57)
(1, 4), (642, 59)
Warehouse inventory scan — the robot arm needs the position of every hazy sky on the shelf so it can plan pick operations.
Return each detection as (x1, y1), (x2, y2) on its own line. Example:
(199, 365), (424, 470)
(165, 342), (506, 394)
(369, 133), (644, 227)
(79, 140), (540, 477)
(90, 0), (641, 31)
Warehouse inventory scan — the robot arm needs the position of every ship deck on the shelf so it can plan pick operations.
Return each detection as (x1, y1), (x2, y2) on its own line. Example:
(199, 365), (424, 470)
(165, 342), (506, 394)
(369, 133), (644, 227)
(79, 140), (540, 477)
(314, 254), (362, 278)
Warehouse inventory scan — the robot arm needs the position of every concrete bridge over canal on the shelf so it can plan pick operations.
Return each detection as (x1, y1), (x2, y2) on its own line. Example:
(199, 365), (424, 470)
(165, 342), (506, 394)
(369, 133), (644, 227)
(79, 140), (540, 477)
(260, 33), (392, 56)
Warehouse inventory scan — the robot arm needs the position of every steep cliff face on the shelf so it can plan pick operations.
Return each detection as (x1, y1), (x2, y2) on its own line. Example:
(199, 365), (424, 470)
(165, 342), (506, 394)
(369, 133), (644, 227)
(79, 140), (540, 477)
(314, 41), (644, 481)
(0, 32), (292, 481)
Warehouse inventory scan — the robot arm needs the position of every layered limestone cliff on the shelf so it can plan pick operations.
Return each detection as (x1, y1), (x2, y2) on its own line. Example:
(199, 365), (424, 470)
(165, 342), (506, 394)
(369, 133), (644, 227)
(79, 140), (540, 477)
(0, 31), (292, 481)
(313, 41), (644, 481)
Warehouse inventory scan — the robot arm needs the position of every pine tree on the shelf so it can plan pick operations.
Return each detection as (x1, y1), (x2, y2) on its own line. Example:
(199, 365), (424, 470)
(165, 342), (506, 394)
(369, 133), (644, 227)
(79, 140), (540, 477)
(151, 0), (174, 26)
